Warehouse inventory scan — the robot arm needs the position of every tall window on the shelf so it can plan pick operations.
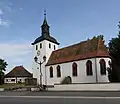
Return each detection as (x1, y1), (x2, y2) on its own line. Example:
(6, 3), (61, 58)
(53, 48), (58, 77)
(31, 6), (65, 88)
(40, 43), (42, 48)
(57, 65), (61, 77)
(86, 60), (93, 76)
(36, 45), (38, 50)
(72, 63), (77, 76)
(100, 59), (106, 75)
(49, 43), (51, 48)
(54, 45), (56, 50)
(50, 67), (53, 78)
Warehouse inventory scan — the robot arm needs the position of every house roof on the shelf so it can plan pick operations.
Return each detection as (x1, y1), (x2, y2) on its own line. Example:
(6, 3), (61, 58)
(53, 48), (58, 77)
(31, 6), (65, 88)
(46, 36), (110, 66)
(5, 66), (33, 78)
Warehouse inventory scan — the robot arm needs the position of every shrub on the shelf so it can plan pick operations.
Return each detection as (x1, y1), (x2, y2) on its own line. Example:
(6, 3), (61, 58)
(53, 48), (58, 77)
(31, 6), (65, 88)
(61, 76), (72, 84)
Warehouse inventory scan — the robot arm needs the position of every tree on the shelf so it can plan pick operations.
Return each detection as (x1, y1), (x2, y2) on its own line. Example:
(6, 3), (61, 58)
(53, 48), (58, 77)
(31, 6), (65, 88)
(0, 58), (8, 85)
(108, 21), (120, 82)
(109, 35), (120, 65)
(108, 35), (120, 82)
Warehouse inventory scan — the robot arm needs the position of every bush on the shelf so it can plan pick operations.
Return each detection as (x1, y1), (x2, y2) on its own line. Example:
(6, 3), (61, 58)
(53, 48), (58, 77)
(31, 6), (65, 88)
(61, 76), (72, 84)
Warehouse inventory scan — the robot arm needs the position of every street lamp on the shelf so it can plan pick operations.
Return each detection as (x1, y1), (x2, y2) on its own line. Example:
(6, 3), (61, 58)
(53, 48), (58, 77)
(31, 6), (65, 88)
(34, 55), (46, 89)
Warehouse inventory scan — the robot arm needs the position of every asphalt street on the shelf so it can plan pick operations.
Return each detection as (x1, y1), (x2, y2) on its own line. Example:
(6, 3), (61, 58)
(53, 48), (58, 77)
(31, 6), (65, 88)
(24, 91), (120, 97)
(1, 91), (120, 97)
(0, 96), (120, 104)
(1, 91), (120, 104)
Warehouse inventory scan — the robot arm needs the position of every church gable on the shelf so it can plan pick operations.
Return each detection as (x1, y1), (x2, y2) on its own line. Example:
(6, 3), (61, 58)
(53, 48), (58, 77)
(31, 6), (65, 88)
(46, 36), (110, 66)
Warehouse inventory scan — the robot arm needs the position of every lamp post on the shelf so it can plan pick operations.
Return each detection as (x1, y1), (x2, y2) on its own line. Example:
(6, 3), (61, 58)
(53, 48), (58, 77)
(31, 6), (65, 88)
(34, 55), (46, 89)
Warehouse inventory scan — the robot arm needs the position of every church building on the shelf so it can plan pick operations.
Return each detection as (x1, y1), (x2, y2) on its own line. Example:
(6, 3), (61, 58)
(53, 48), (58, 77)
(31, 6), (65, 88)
(32, 12), (111, 86)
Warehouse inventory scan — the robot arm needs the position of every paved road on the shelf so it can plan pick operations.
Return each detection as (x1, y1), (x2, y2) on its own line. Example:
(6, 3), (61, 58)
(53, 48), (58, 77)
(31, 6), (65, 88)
(0, 96), (120, 104)
(1, 91), (120, 104)
(1, 91), (120, 97)
(24, 91), (120, 97)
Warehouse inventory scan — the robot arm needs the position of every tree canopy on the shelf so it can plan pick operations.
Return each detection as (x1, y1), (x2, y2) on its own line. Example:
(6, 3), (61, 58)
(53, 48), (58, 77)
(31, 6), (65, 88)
(0, 58), (8, 74)
(0, 58), (8, 85)
(108, 34), (120, 82)
(109, 35), (120, 65)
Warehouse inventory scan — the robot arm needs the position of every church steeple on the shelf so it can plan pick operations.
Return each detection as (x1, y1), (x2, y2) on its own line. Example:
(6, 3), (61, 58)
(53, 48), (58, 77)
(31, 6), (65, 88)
(41, 9), (50, 36)
(32, 10), (59, 45)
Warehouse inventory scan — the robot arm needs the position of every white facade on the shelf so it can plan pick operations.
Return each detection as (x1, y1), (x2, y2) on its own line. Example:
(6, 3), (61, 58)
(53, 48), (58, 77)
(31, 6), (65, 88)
(45, 57), (111, 85)
(4, 77), (28, 84)
(32, 40), (58, 85)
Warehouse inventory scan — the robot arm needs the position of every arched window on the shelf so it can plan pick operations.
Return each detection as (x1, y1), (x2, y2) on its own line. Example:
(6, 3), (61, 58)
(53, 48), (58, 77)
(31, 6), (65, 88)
(40, 43), (42, 48)
(36, 45), (38, 50)
(86, 60), (93, 76)
(49, 67), (53, 78)
(57, 65), (61, 77)
(72, 63), (77, 76)
(49, 43), (51, 48)
(54, 45), (56, 50)
(99, 59), (106, 75)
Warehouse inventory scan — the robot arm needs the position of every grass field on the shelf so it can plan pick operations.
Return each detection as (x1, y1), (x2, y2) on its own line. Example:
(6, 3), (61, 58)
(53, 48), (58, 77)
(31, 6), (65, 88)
(0, 83), (25, 89)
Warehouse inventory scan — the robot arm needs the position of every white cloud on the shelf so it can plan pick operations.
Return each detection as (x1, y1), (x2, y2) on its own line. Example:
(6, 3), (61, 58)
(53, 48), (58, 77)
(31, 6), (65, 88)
(0, 42), (33, 74)
(0, 2), (12, 27)
(0, 18), (9, 26)
(9, 3), (13, 6)
(0, 43), (32, 58)
(4, 5), (12, 12)
(10, 58), (24, 63)
(20, 8), (23, 11)
(0, 9), (3, 15)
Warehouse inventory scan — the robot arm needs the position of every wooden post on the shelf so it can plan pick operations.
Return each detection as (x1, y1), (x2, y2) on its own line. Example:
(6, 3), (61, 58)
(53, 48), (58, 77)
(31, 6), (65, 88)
(16, 77), (17, 84)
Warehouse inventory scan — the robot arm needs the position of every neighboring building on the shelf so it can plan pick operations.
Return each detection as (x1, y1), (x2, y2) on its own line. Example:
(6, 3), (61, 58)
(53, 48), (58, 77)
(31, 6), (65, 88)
(4, 66), (33, 84)
(32, 12), (111, 86)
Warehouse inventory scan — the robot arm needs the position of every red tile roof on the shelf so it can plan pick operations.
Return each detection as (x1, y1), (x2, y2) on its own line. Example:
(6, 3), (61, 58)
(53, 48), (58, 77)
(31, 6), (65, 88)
(46, 36), (110, 66)
(5, 66), (33, 78)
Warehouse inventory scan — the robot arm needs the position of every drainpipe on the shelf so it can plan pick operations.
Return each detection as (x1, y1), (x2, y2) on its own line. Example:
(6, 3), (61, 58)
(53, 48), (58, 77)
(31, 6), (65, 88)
(44, 65), (48, 91)
(95, 58), (98, 83)
(45, 65), (47, 85)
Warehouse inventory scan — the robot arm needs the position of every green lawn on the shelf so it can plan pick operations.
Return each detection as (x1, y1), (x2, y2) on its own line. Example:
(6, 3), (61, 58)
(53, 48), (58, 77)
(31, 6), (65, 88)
(0, 83), (25, 89)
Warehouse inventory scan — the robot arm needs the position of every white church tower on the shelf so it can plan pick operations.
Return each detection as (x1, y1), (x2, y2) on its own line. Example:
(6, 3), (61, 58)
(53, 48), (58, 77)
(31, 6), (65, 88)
(31, 10), (59, 85)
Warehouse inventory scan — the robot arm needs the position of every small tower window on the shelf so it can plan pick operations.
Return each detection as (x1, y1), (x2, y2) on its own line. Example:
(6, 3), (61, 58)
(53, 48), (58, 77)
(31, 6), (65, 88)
(54, 45), (56, 50)
(49, 43), (51, 48)
(40, 43), (42, 48)
(36, 45), (38, 50)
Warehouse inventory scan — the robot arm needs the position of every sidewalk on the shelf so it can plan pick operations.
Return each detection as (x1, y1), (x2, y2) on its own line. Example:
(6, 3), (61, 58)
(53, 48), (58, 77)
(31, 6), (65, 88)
(47, 83), (120, 92)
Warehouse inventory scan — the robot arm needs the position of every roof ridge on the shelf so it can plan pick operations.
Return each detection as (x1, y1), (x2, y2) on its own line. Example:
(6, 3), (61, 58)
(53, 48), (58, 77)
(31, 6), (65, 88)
(52, 40), (87, 53)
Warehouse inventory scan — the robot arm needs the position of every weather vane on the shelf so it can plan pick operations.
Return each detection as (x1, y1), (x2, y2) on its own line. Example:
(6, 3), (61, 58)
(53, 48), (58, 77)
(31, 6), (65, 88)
(44, 9), (46, 16)
(118, 21), (120, 35)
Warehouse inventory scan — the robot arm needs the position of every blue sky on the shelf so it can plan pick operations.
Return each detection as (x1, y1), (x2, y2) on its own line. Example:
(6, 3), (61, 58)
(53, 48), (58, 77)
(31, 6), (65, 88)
(0, 0), (120, 73)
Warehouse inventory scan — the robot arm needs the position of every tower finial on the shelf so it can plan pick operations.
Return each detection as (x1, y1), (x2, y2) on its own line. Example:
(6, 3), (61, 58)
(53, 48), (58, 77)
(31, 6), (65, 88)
(118, 21), (120, 35)
(44, 9), (46, 20)
(41, 9), (49, 35)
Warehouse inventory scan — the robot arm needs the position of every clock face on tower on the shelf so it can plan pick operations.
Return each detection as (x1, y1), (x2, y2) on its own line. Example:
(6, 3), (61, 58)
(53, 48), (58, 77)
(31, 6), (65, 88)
(37, 50), (40, 56)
